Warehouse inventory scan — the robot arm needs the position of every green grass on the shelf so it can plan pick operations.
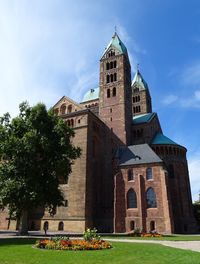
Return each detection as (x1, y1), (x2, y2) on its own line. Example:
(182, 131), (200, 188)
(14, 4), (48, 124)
(103, 234), (200, 241)
(0, 238), (200, 264)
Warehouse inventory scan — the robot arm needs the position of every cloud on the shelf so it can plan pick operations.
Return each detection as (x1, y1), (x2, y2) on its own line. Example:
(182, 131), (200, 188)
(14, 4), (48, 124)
(0, 1), (145, 117)
(162, 95), (178, 105)
(188, 151), (200, 202)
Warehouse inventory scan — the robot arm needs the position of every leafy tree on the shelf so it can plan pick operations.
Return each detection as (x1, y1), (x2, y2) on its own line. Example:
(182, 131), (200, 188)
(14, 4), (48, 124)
(0, 102), (81, 234)
(193, 199), (200, 230)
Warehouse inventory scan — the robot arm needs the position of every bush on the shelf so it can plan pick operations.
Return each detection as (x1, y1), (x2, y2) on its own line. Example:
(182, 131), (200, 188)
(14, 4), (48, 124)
(83, 228), (100, 241)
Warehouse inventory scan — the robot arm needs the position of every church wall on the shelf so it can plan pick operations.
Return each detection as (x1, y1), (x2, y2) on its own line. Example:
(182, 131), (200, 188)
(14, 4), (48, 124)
(114, 163), (173, 234)
(152, 145), (197, 233)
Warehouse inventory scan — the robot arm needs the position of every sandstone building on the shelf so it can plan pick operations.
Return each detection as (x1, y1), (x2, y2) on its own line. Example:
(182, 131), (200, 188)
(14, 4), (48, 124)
(0, 33), (197, 233)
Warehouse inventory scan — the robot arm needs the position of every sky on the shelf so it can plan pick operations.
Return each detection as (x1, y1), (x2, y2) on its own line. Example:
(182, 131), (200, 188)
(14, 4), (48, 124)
(0, 0), (199, 201)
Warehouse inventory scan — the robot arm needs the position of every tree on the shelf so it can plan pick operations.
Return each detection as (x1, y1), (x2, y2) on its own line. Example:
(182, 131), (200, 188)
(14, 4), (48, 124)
(0, 102), (81, 235)
(193, 198), (200, 231)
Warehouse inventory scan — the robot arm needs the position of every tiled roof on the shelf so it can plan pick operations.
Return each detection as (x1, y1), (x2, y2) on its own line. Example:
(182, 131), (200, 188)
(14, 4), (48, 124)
(151, 133), (178, 146)
(81, 87), (99, 103)
(132, 113), (156, 125)
(117, 144), (162, 166)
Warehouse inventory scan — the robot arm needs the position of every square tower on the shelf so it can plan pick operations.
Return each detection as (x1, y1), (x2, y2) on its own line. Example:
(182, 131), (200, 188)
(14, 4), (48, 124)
(99, 33), (132, 145)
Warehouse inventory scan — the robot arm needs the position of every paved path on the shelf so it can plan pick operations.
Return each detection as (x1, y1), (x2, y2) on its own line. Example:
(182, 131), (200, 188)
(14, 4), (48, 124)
(105, 238), (200, 253)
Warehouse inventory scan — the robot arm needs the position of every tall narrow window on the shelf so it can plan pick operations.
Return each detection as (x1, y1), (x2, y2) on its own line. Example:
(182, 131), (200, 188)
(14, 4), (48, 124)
(106, 75), (110, 83)
(146, 168), (153, 180)
(110, 74), (113, 82)
(113, 87), (116, 97)
(127, 189), (137, 208)
(110, 61), (113, 69)
(114, 73), (117, 81)
(128, 169), (134, 181)
(106, 62), (109, 70)
(60, 104), (66, 115)
(107, 89), (110, 98)
(130, 221), (135, 231)
(67, 105), (72, 114)
(146, 188), (157, 208)
(150, 221), (155, 231)
(114, 60), (117, 68)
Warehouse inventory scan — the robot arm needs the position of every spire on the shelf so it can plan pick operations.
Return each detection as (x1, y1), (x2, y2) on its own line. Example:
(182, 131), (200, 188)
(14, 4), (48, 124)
(102, 32), (128, 58)
(132, 68), (149, 90)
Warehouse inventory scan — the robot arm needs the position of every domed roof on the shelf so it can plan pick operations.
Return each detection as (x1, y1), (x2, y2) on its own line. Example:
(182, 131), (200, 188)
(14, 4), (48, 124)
(81, 87), (99, 102)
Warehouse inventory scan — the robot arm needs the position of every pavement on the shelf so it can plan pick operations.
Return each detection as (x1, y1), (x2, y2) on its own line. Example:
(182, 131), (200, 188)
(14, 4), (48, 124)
(0, 231), (200, 253)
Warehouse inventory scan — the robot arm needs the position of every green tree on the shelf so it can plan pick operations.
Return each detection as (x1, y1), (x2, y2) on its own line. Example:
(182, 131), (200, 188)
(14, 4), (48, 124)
(0, 102), (81, 235)
(193, 199), (200, 230)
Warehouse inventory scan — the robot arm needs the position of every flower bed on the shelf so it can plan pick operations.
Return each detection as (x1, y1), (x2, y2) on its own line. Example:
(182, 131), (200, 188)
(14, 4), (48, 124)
(35, 238), (112, 251)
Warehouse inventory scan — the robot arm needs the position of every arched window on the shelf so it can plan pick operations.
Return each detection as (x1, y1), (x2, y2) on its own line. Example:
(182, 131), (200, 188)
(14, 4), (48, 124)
(110, 74), (113, 82)
(146, 188), (157, 208)
(113, 87), (116, 97)
(114, 60), (117, 68)
(107, 75), (110, 83)
(110, 61), (113, 69)
(130, 221), (135, 231)
(107, 89), (110, 98)
(114, 73), (117, 81)
(60, 104), (66, 115)
(43, 221), (49, 231)
(146, 168), (153, 180)
(127, 189), (137, 208)
(133, 97), (135, 103)
(106, 62), (109, 70)
(67, 105), (72, 114)
(150, 221), (155, 231)
(58, 221), (64, 231)
(128, 169), (134, 181)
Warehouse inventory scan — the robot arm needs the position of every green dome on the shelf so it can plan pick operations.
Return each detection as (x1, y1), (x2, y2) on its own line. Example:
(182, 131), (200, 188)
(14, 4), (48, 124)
(81, 87), (99, 102)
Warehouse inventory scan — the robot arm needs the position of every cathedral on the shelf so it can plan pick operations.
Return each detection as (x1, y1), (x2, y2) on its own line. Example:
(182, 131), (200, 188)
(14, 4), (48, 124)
(0, 33), (197, 234)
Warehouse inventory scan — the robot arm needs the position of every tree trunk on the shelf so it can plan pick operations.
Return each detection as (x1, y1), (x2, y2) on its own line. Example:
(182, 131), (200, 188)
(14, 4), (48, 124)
(18, 210), (28, 235)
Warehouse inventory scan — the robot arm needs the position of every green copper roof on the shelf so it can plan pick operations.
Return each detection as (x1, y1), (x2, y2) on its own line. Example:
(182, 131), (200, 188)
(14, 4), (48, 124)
(82, 87), (99, 102)
(133, 113), (155, 124)
(132, 70), (149, 91)
(151, 133), (178, 146)
(102, 33), (128, 57)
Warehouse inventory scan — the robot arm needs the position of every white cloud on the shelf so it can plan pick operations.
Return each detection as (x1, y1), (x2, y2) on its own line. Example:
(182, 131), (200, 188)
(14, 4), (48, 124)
(188, 152), (200, 202)
(0, 1), (144, 117)
(162, 94), (178, 105)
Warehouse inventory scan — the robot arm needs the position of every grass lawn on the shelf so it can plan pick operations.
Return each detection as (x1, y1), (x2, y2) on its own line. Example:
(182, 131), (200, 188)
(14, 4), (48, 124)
(103, 234), (200, 241)
(0, 238), (200, 264)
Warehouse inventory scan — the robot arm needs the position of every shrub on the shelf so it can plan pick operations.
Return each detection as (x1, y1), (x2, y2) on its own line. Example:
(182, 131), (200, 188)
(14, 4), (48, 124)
(83, 228), (100, 241)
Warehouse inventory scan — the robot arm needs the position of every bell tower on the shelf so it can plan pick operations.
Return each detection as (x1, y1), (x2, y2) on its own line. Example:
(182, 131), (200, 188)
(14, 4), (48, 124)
(99, 33), (132, 145)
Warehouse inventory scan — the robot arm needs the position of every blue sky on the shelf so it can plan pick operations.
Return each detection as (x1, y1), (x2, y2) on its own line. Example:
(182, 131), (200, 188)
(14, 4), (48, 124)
(0, 0), (200, 201)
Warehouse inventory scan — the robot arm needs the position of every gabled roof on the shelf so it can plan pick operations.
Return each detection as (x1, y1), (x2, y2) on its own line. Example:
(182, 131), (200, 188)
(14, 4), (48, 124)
(81, 87), (99, 103)
(117, 144), (162, 166)
(132, 113), (156, 125)
(151, 133), (178, 146)
(53, 95), (83, 110)
(132, 69), (149, 91)
(102, 33), (128, 58)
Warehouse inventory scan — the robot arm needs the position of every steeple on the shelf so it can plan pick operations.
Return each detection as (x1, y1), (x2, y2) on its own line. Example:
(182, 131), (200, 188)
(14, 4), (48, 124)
(132, 69), (152, 116)
(99, 33), (132, 145)
(101, 32), (128, 59)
